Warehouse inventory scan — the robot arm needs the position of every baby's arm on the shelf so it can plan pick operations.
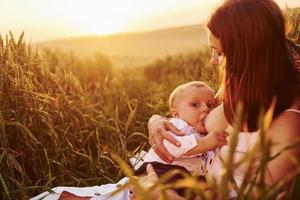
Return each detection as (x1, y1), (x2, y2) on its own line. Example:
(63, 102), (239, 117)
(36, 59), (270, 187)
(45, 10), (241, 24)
(162, 118), (228, 158)
(163, 130), (228, 158)
(163, 134), (199, 158)
(183, 130), (228, 157)
(161, 118), (200, 159)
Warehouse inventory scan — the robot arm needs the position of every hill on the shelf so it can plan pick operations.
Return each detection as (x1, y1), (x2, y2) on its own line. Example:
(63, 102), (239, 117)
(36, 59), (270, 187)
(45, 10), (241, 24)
(35, 24), (208, 67)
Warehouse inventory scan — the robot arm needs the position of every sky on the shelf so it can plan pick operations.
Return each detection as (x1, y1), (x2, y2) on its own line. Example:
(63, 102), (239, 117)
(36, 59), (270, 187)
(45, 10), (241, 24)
(1, 0), (299, 42)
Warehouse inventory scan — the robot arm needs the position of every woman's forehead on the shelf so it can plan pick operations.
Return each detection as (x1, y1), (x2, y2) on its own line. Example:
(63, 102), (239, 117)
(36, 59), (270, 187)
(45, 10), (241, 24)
(208, 31), (222, 50)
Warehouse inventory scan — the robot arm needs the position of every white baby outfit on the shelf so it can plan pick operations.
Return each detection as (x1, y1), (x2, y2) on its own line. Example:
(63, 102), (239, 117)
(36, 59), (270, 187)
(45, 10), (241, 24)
(138, 118), (213, 175)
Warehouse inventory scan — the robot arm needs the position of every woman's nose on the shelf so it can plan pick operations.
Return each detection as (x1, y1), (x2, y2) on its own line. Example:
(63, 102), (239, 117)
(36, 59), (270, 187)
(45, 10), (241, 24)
(210, 52), (220, 66)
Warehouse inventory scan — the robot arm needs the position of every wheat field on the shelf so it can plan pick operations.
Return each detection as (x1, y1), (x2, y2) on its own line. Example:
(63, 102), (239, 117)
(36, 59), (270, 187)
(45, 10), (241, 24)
(0, 7), (299, 200)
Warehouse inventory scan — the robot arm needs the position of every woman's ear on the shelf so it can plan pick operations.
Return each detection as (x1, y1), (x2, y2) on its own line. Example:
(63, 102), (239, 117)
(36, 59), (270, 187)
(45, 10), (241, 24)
(171, 108), (179, 118)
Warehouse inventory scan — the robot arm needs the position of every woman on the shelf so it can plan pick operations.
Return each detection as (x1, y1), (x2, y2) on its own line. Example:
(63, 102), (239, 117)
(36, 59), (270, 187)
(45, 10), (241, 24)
(32, 0), (300, 199)
(147, 0), (300, 198)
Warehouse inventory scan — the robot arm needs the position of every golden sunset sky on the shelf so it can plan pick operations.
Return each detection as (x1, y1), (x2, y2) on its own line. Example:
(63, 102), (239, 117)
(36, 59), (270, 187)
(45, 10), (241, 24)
(1, 0), (299, 42)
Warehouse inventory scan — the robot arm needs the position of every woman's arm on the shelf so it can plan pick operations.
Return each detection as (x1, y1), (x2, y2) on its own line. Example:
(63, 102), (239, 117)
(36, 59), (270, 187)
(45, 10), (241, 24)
(148, 115), (185, 162)
(265, 110), (300, 187)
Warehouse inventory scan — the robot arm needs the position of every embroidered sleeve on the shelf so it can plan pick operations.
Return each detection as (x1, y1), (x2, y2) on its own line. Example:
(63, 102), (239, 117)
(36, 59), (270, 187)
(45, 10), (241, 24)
(163, 135), (198, 159)
(163, 118), (199, 158)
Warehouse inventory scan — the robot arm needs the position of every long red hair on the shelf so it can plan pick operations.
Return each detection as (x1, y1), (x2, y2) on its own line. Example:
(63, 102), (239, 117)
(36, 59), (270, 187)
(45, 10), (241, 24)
(207, 0), (299, 131)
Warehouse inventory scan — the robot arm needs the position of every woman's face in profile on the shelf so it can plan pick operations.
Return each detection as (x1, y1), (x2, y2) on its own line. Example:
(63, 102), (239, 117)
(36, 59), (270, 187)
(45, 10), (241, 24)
(208, 31), (224, 66)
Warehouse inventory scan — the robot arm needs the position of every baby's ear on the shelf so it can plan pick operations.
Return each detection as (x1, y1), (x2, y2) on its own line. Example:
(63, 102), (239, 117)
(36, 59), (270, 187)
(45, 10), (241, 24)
(171, 108), (179, 118)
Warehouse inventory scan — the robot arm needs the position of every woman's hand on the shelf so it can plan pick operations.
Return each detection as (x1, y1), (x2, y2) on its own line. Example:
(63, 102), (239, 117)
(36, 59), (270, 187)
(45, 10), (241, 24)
(129, 164), (159, 200)
(148, 115), (185, 162)
(129, 164), (185, 200)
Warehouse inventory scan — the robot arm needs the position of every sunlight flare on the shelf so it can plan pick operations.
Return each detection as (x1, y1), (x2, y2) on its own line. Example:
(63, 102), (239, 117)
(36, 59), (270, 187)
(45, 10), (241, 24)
(61, 1), (139, 35)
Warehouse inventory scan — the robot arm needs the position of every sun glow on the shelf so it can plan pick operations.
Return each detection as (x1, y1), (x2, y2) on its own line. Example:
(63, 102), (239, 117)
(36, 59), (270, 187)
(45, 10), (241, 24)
(51, 0), (221, 36)
(59, 1), (143, 35)
(2, 0), (299, 41)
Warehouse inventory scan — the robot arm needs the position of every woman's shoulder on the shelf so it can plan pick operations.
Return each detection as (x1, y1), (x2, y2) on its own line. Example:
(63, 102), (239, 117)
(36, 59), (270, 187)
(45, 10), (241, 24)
(271, 110), (300, 136)
(268, 99), (300, 145)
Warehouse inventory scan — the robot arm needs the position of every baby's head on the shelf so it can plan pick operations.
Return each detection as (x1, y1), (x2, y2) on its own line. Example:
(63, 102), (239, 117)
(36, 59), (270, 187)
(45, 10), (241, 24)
(169, 81), (216, 133)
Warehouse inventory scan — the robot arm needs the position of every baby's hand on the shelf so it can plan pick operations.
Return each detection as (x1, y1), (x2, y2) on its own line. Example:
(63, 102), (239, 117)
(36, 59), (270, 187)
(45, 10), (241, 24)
(203, 130), (228, 151)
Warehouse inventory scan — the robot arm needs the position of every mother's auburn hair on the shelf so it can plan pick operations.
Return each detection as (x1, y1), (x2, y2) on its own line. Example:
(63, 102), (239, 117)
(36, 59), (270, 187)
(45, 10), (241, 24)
(207, 0), (299, 131)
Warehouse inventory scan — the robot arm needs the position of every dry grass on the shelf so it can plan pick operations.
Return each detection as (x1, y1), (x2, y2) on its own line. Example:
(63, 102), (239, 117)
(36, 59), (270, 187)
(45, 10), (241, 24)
(0, 7), (299, 200)
(0, 32), (217, 199)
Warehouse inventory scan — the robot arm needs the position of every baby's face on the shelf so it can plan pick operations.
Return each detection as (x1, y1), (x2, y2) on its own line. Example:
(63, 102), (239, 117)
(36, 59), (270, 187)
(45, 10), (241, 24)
(172, 86), (216, 133)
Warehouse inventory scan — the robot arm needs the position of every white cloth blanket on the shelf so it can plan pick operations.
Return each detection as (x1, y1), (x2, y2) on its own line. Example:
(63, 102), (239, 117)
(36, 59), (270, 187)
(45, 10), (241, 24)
(30, 177), (130, 200)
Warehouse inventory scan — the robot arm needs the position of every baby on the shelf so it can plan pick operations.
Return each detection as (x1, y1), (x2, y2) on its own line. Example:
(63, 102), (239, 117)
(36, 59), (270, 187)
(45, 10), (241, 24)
(133, 81), (228, 196)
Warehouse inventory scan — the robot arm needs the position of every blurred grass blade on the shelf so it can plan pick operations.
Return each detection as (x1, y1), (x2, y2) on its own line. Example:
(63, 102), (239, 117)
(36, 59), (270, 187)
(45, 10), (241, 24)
(111, 154), (133, 177)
